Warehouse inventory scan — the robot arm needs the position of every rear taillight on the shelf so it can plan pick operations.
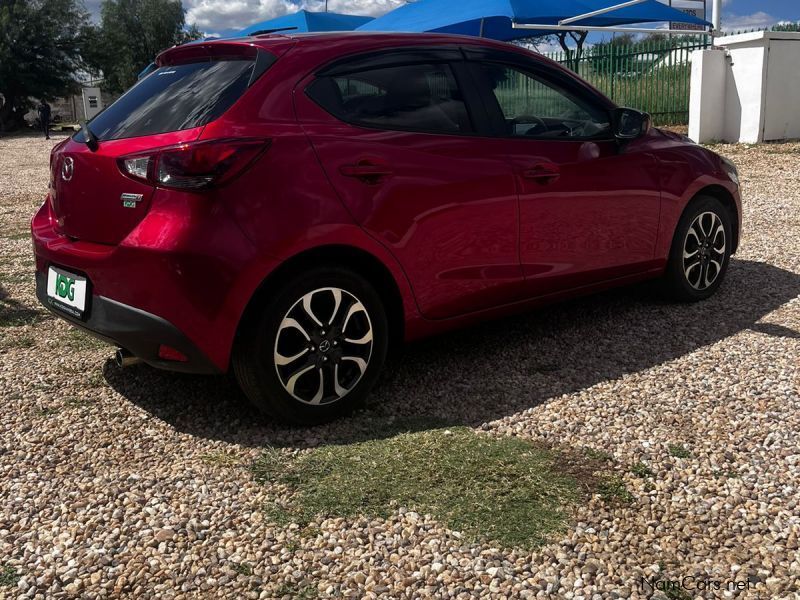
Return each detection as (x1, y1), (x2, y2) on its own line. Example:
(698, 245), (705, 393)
(118, 138), (270, 191)
(123, 156), (150, 180)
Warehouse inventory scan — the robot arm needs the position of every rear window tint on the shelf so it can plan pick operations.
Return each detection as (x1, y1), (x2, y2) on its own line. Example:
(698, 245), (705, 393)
(80, 59), (257, 141)
(308, 63), (473, 135)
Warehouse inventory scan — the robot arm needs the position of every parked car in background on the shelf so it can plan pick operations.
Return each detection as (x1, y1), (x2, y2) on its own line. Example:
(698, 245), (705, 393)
(32, 33), (741, 424)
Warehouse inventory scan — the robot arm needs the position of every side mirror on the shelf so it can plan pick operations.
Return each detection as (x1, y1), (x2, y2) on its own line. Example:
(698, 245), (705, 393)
(611, 108), (651, 140)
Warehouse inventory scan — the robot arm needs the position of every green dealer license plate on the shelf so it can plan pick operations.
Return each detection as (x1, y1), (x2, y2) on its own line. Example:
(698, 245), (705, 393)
(46, 266), (88, 319)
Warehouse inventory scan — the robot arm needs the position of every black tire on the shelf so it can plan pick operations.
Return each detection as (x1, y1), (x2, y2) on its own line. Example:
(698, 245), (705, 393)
(233, 266), (388, 425)
(663, 195), (733, 302)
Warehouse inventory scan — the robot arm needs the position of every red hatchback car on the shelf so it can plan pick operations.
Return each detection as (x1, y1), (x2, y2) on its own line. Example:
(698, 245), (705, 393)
(33, 32), (741, 423)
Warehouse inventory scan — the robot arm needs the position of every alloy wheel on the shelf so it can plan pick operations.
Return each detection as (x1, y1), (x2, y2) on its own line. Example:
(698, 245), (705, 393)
(683, 211), (726, 291)
(273, 287), (373, 405)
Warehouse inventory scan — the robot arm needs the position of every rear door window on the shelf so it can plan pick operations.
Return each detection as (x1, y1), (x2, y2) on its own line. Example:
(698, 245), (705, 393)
(307, 63), (474, 135)
(81, 58), (261, 141)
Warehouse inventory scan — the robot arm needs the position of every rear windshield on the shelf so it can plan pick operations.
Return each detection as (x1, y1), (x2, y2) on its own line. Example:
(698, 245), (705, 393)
(78, 58), (257, 142)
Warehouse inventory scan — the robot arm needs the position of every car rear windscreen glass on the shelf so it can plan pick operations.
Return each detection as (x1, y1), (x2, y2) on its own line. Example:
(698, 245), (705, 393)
(79, 58), (257, 141)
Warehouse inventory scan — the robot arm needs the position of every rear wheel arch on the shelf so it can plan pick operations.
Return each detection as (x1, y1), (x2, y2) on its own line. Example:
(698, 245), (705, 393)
(234, 245), (406, 360)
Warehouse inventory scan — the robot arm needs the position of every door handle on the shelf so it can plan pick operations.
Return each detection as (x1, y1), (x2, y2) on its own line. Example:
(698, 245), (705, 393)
(339, 160), (393, 183)
(521, 162), (560, 184)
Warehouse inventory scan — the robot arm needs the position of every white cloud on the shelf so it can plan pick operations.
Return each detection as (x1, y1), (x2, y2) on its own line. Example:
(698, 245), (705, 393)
(184, 0), (403, 32)
(515, 39), (563, 54)
(722, 10), (778, 31)
(186, 0), (294, 31)
(98, 0), (787, 39)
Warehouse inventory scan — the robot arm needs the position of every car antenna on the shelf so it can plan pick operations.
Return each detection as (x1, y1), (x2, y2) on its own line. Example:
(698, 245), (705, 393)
(81, 120), (99, 152)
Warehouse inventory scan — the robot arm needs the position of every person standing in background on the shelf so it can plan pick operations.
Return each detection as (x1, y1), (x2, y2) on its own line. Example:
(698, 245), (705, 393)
(37, 100), (51, 140)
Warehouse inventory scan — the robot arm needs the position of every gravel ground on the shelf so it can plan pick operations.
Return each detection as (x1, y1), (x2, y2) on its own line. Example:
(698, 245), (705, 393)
(0, 133), (798, 599)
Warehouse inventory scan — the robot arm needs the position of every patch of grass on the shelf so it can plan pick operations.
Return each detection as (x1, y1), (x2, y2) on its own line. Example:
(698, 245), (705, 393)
(32, 381), (55, 393)
(14, 335), (36, 349)
(664, 586), (693, 600)
(0, 334), (35, 351)
(253, 446), (285, 481)
(82, 370), (106, 390)
(668, 444), (692, 459)
(64, 396), (97, 408)
(274, 583), (318, 599)
(65, 327), (108, 351)
(0, 271), (32, 286)
(60, 363), (107, 390)
(264, 503), (297, 526)
(231, 562), (253, 576)
(631, 462), (654, 478)
(763, 145), (800, 155)
(253, 427), (582, 549)
(300, 524), (321, 538)
(582, 447), (613, 462)
(0, 565), (20, 587)
(712, 469), (740, 479)
(597, 475), (634, 504)
(0, 303), (44, 327)
(202, 451), (242, 468)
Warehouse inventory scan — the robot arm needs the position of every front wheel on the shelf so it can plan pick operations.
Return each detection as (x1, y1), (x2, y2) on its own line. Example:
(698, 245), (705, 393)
(663, 195), (733, 302)
(233, 267), (389, 425)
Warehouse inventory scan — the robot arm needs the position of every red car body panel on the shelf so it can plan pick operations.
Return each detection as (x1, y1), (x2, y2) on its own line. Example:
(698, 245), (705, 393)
(296, 107), (524, 319)
(507, 137), (662, 295)
(31, 32), (741, 374)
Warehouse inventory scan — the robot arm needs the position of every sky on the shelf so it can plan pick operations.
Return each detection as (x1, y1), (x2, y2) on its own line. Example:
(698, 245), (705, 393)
(83, 0), (800, 39)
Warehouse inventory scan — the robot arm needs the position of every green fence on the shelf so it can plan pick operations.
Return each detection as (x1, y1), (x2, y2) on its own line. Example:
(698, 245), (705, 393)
(543, 36), (711, 126)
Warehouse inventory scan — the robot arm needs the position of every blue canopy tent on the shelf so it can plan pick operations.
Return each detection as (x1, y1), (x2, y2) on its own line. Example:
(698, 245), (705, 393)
(238, 10), (374, 35)
(138, 11), (374, 81)
(358, 0), (711, 41)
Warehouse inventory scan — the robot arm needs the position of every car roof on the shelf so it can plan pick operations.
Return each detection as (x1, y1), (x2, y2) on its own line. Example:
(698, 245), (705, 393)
(157, 31), (541, 66)
(252, 31), (532, 53)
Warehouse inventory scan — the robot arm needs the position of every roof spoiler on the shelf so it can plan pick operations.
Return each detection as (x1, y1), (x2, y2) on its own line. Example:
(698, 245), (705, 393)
(156, 40), (261, 67)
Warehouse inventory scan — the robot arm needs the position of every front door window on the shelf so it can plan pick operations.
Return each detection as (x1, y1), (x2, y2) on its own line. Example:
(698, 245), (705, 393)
(477, 64), (612, 139)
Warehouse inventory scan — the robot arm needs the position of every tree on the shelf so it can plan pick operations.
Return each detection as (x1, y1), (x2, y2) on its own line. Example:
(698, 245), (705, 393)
(85, 0), (202, 94)
(555, 31), (589, 72)
(0, 0), (92, 130)
(513, 34), (559, 54)
(585, 33), (637, 74)
(771, 22), (800, 32)
(585, 32), (705, 75)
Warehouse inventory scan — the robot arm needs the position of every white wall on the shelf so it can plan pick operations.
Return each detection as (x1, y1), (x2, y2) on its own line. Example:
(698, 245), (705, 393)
(764, 40), (800, 141)
(689, 31), (800, 143)
(688, 50), (726, 144)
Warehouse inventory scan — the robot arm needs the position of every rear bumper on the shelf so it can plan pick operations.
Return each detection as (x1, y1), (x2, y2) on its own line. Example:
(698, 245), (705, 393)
(35, 272), (220, 374)
(31, 193), (279, 372)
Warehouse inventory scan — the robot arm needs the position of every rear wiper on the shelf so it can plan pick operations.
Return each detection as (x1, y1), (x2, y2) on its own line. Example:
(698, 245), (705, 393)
(249, 26), (297, 35)
(80, 120), (99, 152)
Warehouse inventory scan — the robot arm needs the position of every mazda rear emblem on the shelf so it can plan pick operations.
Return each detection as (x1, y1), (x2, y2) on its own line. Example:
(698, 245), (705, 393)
(61, 156), (74, 182)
